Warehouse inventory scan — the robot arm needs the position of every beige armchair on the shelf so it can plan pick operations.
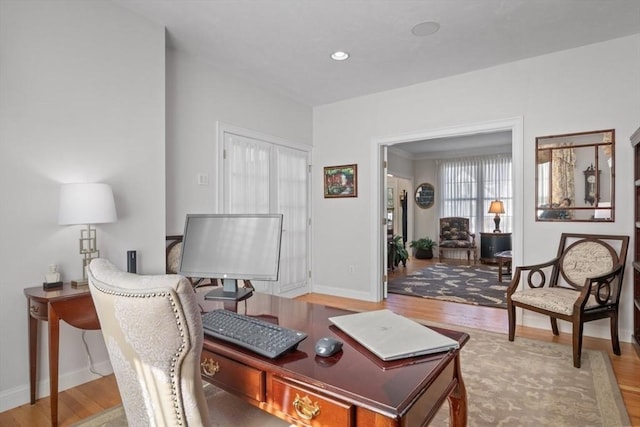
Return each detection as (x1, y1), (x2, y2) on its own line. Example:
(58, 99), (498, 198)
(87, 258), (210, 426)
(507, 233), (629, 368)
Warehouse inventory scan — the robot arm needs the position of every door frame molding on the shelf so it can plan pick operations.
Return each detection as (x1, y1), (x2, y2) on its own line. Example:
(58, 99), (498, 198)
(371, 117), (524, 302)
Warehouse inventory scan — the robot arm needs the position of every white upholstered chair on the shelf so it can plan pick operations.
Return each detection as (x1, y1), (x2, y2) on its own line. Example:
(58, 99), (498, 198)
(87, 258), (210, 426)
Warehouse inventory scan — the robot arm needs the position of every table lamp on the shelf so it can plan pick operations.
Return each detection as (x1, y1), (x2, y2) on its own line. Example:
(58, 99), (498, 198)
(488, 200), (505, 233)
(58, 183), (117, 287)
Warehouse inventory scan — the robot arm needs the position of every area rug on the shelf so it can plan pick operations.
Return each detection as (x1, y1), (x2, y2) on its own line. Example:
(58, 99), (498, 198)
(73, 325), (630, 427)
(388, 263), (508, 308)
(71, 382), (291, 427)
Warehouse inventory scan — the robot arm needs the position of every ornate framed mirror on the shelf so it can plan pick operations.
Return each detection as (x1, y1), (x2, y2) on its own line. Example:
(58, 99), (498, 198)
(535, 129), (614, 222)
(415, 183), (435, 209)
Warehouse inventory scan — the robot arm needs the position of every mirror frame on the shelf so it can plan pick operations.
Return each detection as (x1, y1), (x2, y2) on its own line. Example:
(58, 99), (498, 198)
(535, 129), (615, 222)
(415, 183), (435, 209)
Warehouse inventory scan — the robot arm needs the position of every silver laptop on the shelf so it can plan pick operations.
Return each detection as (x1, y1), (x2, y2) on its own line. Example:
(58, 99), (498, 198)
(329, 309), (459, 361)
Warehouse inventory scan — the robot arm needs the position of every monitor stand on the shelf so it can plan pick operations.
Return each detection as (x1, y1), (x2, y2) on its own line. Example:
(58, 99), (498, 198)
(204, 278), (253, 301)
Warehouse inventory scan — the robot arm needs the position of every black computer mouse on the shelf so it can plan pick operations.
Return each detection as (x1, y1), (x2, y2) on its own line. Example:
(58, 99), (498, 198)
(314, 337), (343, 357)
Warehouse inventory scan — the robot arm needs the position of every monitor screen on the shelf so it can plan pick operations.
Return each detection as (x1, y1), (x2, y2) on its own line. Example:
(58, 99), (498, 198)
(179, 213), (283, 281)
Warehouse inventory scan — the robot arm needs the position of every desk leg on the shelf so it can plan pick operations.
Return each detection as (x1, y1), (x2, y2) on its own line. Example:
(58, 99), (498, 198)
(448, 354), (467, 427)
(28, 301), (38, 404)
(48, 305), (60, 427)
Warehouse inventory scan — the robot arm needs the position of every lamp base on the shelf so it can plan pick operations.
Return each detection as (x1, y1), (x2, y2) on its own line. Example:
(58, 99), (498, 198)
(493, 215), (501, 233)
(71, 279), (89, 288)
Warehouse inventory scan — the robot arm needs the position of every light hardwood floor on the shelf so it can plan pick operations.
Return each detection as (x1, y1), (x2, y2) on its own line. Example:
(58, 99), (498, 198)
(2, 261), (638, 426)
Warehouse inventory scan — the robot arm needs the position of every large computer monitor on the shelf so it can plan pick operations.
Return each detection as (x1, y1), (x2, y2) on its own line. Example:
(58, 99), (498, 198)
(179, 213), (283, 301)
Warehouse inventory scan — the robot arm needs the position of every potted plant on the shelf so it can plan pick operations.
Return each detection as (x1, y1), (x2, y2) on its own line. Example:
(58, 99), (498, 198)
(410, 237), (436, 259)
(389, 234), (409, 267)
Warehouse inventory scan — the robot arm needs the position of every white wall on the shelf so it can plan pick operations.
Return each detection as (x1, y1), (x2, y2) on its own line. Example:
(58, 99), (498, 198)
(0, 0), (165, 411)
(312, 35), (640, 340)
(165, 48), (313, 234)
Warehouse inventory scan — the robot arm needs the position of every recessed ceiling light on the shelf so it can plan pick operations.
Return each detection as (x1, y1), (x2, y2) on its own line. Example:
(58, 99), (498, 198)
(331, 51), (350, 61)
(411, 21), (440, 37)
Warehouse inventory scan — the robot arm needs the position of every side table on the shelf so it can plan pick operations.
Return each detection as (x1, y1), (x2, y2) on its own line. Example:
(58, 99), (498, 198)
(480, 232), (512, 264)
(24, 284), (100, 427)
(495, 250), (513, 282)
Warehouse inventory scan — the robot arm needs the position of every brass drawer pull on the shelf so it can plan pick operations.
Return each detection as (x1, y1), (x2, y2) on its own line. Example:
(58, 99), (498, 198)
(293, 394), (320, 420)
(201, 358), (220, 377)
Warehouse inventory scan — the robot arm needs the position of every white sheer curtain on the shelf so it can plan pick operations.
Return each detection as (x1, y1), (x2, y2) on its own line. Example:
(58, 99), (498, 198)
(223, 133), (309, 295)
(275, 145), (308, 294)
(224, 134), (271, 214)
(438, 154), (512, 234)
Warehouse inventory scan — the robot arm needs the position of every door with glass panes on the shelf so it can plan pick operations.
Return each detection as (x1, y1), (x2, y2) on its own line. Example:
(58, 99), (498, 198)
(222, 131), (309, 296)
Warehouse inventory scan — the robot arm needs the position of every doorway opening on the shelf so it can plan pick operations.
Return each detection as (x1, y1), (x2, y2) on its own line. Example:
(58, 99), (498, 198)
(372, 117), (524, 302)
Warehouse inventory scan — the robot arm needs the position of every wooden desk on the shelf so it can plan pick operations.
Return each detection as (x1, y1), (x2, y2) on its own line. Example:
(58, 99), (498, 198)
(24, 284), (100, 427)
(24, 286), (469, 427)
(199, 293), (470, 426)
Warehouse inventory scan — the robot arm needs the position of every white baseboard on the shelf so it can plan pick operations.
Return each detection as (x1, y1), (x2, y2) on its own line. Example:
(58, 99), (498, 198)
(310, 283), (376, 302)
(521, 312), (632, 344)
(0, 360), (113, 413)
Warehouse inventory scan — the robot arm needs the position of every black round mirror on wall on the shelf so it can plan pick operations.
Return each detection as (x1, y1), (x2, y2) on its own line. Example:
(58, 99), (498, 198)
(415, 183), (435, 209)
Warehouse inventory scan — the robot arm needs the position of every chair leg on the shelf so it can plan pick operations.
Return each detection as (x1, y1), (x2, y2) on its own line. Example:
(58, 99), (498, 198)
(610, 313), (621, 356)
(507, 301), (516, 341)
(550, 318), (559, 336)
(572, 321), (584, 368)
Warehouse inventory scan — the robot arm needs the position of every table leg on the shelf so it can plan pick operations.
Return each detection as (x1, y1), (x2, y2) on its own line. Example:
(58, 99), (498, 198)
(28, 301), (38, 404)
(448, 354), (467, 427)
(498, 259), (504, 282)
(48, 304), (60, 427)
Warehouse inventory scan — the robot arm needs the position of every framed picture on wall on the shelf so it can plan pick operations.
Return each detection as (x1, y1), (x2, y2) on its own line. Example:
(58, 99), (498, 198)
(324, 164), (358, 198)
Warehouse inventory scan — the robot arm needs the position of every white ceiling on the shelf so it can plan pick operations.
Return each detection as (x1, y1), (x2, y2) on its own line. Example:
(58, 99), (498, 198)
(113, 0), (640, 107)
(390, 130), (513, 158)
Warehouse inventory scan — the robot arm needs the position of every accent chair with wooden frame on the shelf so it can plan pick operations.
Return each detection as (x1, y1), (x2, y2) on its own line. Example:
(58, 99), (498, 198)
(507, 233), (629, 368)
(438, 217), (477, 263)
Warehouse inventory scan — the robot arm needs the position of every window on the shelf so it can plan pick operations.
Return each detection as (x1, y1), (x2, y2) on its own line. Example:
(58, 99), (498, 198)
(438, 154), (512, 233)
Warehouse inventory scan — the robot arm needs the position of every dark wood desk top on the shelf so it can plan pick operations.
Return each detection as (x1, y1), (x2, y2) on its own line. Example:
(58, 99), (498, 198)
(198, 292), (469, 419)
(24, 283), (91, 300)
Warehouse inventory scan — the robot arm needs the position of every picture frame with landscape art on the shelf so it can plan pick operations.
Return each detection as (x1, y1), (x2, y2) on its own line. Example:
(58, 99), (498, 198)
(324, 164), (357, 198)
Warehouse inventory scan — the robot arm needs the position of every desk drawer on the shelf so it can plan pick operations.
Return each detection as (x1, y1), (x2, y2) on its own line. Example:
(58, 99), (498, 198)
(200, 349), (265, 402)
(28, 299), (47, 321)
(270, 376), (354, 426)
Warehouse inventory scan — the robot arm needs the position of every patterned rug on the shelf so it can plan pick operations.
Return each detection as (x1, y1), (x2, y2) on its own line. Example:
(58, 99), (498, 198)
(388, 263), (508, 308)
(72, 324), (630, 427)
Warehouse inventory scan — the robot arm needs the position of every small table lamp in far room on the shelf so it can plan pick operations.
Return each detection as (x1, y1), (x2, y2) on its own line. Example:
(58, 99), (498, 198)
(488, 200), (505, 233)
(58, 183), (117, 287)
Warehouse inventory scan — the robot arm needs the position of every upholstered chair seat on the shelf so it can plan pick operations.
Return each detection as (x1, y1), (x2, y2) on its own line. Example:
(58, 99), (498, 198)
(510, 287), (603, 316)
(88, 258), (210, 426)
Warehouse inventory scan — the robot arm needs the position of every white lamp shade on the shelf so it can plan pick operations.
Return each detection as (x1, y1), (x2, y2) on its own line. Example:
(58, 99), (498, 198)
(58, 183), (117, 225)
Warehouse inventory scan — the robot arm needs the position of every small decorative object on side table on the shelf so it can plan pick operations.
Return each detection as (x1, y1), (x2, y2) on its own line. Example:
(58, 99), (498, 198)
(43, 264), (63, 290)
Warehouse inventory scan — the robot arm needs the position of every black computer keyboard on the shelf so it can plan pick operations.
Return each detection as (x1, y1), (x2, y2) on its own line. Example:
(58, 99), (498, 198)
(201, 309), (308, 358)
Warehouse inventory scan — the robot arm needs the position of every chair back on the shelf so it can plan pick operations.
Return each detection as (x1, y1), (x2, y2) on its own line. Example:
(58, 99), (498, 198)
(440, 217), (472, 243)
(88, 258), (210, 427)
(554, 233), (629, 304)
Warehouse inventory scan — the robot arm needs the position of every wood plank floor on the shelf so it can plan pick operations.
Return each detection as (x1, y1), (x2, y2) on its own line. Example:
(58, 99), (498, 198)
(2, 260), (638, 426)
